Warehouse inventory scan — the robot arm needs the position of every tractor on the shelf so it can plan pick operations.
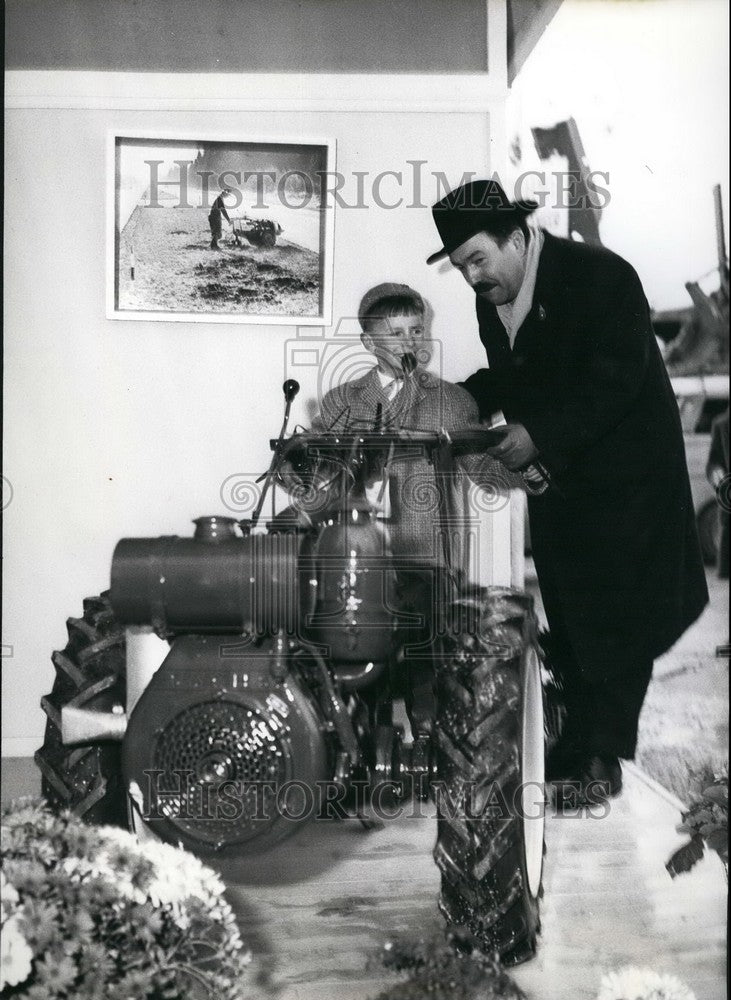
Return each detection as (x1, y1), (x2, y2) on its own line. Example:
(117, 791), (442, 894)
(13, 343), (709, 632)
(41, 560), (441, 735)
(231, 215), (282, 250)
(36, 379), (546, 966)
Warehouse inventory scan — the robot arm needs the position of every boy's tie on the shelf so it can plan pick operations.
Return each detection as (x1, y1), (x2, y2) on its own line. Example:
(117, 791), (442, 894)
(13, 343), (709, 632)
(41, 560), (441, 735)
(383, 375), (403, 402)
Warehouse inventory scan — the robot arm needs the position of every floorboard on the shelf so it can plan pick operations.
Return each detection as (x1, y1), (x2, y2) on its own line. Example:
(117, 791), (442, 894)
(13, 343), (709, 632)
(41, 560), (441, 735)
(2, 755), (726, 1000)
(211, 764), (726, 1000)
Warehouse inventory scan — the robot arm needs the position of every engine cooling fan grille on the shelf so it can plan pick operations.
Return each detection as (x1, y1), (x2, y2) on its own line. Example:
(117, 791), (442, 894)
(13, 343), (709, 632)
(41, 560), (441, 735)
(151, 700), (290, 848)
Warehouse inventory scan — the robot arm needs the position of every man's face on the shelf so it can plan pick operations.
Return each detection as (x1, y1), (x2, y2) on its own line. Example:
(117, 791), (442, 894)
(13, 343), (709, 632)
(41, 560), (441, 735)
(362, 312), (424, 377)
(448, 229), (527, 305)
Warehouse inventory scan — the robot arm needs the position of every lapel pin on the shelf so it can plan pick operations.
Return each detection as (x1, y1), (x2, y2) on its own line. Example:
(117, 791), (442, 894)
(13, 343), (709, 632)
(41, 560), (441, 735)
(538, 304), (547, 322)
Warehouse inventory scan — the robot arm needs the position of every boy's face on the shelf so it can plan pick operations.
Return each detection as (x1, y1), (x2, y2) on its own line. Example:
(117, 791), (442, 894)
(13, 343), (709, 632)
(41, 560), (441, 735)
(362, 312), (424, 377)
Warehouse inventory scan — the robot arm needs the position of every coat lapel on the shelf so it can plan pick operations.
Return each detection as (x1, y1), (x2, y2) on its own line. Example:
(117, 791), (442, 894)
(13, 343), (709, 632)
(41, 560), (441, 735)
(477, 300), (512, 371)
(336, 363), (451, 438)
(357, 368), (389, 414)
(512, 298), (548, 356)
(348, 366), (428, 430)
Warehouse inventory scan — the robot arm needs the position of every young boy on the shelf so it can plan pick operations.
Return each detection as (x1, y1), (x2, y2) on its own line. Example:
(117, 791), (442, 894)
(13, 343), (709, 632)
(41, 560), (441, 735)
(292, 282), (511, 733)
(311, 282), (486, 563)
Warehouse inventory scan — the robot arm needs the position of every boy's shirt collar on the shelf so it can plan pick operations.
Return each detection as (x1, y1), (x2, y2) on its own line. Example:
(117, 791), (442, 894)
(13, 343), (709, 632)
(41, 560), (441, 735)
(376, 366), (403, 401)
(376, 366), (401, 386)
(370, 365), (438, 390)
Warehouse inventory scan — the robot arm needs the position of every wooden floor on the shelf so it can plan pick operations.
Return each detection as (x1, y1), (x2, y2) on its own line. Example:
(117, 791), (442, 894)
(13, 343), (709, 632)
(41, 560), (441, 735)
(2, 759), (726, 1000)
(211, 763), (727, 1000)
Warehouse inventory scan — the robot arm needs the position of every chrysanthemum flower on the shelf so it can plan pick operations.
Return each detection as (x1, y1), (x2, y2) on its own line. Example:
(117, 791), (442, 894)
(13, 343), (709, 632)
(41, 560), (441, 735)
(597, 965), (696, 1000)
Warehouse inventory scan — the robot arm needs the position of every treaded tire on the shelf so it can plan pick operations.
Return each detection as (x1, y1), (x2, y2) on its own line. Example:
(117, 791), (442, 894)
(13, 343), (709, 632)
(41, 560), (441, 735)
(245, 228), (276, 249)
(34, 593), (128, 827)
(697, 498), (720, 566)
(433, 587), (545, 966)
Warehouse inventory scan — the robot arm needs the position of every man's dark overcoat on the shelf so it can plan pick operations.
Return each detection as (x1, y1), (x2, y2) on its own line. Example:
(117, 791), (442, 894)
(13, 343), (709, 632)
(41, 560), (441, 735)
(462, 232), (708, 683)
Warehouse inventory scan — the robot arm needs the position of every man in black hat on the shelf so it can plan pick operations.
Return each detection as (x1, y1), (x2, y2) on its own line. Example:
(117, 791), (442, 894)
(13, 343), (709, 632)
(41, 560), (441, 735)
(428, 178), (708, 803)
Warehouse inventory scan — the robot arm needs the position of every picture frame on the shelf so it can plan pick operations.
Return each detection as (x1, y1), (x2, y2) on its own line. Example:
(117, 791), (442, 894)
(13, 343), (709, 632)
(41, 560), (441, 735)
(107, 131), (335, 325)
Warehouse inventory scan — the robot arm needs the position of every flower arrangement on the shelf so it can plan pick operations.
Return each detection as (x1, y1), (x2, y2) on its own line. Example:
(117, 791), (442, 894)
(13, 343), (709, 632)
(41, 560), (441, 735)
(596, 966), (696, 1000)
(666, 765), (728, 879)
(1, 798), (251, 999)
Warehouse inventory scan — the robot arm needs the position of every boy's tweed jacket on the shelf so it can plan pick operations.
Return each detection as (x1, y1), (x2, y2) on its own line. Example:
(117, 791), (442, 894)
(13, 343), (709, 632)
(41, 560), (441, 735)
(312, 366), (510, 566)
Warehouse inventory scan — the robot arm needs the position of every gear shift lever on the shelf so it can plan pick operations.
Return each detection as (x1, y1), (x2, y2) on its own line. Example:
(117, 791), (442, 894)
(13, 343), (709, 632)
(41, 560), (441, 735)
(250, 380), (300, 528)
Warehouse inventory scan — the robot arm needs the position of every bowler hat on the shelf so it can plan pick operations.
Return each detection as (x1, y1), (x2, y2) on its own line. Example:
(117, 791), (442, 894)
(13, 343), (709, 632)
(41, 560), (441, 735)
(426, 178), (538, 264)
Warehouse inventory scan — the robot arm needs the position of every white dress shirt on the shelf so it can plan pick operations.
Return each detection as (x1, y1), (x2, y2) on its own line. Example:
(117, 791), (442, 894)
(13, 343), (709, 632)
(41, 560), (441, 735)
(376, 366), (403, 402)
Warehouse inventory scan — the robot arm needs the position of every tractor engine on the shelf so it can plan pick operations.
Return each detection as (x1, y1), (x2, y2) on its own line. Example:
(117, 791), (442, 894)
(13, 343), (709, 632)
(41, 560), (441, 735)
(39, 414), (546, 965)
(104, 510), (405, 854)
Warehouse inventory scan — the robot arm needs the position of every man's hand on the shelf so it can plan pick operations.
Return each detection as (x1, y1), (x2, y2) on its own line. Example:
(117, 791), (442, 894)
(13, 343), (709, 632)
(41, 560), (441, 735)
(708, 464), (725, 489)
(486, 423), (539, 471)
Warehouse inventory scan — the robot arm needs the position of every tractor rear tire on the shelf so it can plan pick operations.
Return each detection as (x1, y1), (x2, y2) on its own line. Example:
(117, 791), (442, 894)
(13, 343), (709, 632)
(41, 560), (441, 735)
(433, 588), (545, 966)
(245, 229), (276, 249)
(34, 593), (128, 827)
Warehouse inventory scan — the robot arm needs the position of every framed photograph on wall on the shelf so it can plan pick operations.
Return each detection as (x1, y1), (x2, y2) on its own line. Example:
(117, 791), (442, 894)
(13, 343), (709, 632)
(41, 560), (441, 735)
(107, 132), (335, 325)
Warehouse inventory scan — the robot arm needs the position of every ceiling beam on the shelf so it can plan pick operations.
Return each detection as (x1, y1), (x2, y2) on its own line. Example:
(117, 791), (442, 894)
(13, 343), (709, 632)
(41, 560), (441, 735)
(507, 0), (564, 85)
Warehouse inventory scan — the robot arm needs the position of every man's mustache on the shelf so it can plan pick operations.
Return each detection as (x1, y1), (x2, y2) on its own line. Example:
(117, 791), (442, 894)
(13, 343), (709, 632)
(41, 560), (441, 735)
(473, 281), (497, 295)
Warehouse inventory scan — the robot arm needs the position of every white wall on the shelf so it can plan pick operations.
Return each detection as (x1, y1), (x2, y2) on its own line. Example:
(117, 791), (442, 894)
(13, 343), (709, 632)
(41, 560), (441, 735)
(3, 70), (509, 754)
(505, 0), (729, 312)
